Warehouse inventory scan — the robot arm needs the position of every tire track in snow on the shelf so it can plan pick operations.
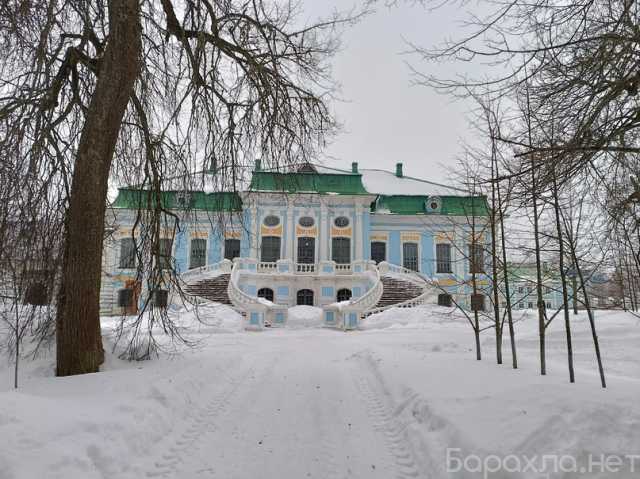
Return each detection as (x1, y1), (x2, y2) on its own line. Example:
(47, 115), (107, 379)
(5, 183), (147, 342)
(313, 381), (345, 479)
(353, 354), (423, 479)
(143, 364), (257, 478)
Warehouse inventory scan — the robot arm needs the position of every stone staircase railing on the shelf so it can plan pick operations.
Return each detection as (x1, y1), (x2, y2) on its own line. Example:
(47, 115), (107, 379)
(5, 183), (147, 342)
(227, 259), (288, 329)
(180, 258), (233, 283)
(322, 260), (383, 330)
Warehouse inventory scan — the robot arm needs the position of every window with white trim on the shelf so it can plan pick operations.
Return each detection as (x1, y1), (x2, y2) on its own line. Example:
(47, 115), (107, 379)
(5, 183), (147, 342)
(436, 243), (452, 273)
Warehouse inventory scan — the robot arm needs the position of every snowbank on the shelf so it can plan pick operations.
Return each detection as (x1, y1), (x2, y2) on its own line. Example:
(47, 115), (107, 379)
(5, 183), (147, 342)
(286, 305), (324, 329)
(360, 304), (462, 330)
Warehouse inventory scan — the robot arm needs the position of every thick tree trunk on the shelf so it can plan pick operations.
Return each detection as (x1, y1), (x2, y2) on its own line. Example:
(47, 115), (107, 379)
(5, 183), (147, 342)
(56, 0), (141, 376)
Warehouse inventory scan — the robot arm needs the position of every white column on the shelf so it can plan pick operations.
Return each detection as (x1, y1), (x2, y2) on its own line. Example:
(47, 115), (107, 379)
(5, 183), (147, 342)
(250, 206), (258, 259)
(319, 202), (328, 261)
(354, 204), (363, 261)
(286, 200), (295, 261)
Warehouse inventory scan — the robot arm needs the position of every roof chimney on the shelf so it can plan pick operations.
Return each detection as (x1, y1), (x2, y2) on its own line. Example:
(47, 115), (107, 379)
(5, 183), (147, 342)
(352, 162), (358, 173)
(395, 162), (403, 177)
(255, 159), (262, 171)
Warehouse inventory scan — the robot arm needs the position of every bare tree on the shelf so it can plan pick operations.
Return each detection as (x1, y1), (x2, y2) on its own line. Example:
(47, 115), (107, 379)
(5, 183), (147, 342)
(0, 0), (358, 375)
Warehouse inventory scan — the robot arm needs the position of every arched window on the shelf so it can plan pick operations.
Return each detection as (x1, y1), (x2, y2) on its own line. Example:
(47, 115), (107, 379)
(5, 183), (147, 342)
(296, 289), (314, 306)
(258, 288), (274, 302)
(337, 288), (352, 302)
(260, 236), (281, 262)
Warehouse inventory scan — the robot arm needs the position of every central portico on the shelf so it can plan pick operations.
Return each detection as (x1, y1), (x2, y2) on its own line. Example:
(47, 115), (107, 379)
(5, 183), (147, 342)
(236, 166), (378, 307)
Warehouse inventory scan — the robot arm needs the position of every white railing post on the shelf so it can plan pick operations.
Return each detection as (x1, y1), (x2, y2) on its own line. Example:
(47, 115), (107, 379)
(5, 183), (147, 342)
(322, 263), (383, 330)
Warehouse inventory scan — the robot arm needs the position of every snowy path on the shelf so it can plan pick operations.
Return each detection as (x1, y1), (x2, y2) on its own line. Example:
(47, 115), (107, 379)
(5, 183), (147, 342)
(3, 308), (640, 479)
(138, 337), (420, 479)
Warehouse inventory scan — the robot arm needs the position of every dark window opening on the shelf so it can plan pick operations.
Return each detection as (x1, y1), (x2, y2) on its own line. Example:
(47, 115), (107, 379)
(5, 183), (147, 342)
(438, 293), (452, 307)
(371, 241), (386, 264)
(471, 294), (485, 312)
(152, 289), (169, 308)
(258, 288), (274, 302)
(296, 289), (314, 306)
(119, 237), (136, 269)
(24, 282), (48, 306)
(337, 288), (352, 302)
(403, 242), (419, 271)
(118, 288), (134, 308)
(332, 237), (350, 264)
(297, 237), (315, 264)
(224, 238), (241, 261)
(436, 243), (452, 273)
(157, 238), (173, 270)
(261, 236), (281, 262)
(189, 238), (207, 269)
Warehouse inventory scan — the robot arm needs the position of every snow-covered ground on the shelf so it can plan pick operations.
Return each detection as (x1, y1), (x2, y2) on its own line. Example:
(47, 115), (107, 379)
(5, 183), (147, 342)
(1, 306), (639, 478)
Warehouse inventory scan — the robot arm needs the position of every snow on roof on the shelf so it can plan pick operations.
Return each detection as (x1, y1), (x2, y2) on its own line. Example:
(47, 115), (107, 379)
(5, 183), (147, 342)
(360, 169), (466, 196)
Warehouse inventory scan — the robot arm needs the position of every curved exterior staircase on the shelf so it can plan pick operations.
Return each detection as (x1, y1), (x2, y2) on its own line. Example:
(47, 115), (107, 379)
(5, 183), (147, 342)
(374, 276), (424, 309)
(180, 259), (435, 330)
(184, 274), (232, 305)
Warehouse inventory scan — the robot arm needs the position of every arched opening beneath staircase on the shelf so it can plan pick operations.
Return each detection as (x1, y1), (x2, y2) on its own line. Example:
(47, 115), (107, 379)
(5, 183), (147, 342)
(258, 287), (274, 302)
(336, 288), (352, 302)
(296, 289), (314, 306)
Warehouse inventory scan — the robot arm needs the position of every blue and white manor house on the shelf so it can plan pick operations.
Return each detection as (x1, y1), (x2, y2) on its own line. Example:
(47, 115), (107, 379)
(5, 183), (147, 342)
(100, 162), (490, 329)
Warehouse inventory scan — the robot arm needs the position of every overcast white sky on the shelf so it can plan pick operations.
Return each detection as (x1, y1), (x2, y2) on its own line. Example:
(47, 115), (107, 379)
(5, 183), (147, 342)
(303, 2), (475, 184)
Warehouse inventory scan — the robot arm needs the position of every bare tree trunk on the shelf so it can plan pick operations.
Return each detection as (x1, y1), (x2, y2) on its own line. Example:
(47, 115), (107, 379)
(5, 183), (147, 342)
(56, 0), (141, 376)
(530, 157), (546, 375)
(14, 299), (19, 389)
(490, 154), (502, 364)
(571, 250), (607, 388)
(496, 170), (517, 368)
(552, 172), (575, 383)
(572, 275), (579, 314)
(474, 310), (481, 360)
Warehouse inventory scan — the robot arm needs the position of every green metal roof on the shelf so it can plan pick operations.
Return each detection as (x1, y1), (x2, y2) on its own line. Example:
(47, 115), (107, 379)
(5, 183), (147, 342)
(248, 171), (369, 195)
(372, 195), (489, 216)
(112, 166), (487, 217)
(112, 188), (242, 211)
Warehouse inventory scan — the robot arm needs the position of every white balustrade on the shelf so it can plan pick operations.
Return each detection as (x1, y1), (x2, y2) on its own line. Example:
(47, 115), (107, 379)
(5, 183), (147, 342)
(335, 263), (352, 274)
(180, 258), (232, 283)
(258, 262), (278, 273)
(296, 263), (316, 274)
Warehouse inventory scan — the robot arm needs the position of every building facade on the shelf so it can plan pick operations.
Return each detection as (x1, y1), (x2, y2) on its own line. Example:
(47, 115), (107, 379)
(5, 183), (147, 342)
(100, 162), (490, 326)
